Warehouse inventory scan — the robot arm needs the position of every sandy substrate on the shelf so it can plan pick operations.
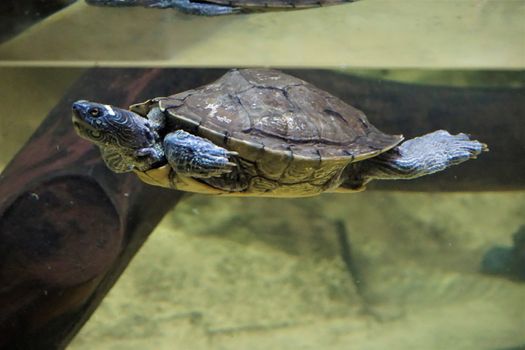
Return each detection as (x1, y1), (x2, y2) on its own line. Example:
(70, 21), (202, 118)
(70, 192), (525, 350)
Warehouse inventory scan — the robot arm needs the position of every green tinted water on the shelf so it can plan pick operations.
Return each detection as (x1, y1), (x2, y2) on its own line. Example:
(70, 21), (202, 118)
(0, 0), (524, 349)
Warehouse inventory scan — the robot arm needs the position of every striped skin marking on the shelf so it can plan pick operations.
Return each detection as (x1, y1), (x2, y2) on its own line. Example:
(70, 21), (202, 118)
(105, 104), (116, 116)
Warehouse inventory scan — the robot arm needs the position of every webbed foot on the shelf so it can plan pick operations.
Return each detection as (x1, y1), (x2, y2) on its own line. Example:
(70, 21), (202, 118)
(153, 0), (238, 15)
(369, 130), (487, 180)
(86, 0), (238, 14)
(164, 130), (237, 178)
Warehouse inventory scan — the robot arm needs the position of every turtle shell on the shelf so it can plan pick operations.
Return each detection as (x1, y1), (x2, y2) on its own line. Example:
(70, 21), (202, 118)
(204, 0), (353, 9)
(132, 69), (403, 196)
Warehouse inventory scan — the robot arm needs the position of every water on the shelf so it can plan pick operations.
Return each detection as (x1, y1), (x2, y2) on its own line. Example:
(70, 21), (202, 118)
(0, 0), (523, 67)
(0, 1), (524, 349)
(71, 192), (525, 350)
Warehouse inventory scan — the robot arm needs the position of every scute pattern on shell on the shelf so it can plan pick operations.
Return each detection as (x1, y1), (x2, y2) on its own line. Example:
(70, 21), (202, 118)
(159, 69), (401, 161)
(140, 69), (402, 195)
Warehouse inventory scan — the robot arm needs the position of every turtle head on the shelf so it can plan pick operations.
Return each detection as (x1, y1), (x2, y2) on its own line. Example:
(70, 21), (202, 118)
(72, 100), (158, 150)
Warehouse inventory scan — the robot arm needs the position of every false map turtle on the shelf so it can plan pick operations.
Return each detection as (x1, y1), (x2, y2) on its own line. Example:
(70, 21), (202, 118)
(72, 69), (487, 197)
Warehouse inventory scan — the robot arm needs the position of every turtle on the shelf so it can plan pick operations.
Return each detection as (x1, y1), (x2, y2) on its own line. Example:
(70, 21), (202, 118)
(85, 0), (355, 16)
(72, 69), (487, 197)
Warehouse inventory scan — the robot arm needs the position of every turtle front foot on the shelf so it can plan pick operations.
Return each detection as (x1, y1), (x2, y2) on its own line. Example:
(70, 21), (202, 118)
(164, 130), (237, 178)
(152, 0), (238, 15)
(372, 130), (488, 180)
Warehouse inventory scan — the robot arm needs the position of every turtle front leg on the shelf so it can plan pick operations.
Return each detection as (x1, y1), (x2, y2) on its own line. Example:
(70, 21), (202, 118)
(164, 130), (237, 178)
(151, 0), (238, 15)
(361, 130), (487, 182)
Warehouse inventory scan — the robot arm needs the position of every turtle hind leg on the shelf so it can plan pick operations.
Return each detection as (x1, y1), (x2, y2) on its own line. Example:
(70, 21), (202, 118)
(362, 130), (487, 181)
(152, 0), (238, 15)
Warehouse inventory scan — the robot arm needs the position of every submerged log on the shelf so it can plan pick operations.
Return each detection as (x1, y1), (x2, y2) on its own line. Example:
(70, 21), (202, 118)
(0, 69), (195, 349)
(0, 67), (522, 349)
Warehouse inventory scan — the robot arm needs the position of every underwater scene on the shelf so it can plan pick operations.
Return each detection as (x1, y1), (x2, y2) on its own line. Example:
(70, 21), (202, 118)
(0, 1), (524, 350)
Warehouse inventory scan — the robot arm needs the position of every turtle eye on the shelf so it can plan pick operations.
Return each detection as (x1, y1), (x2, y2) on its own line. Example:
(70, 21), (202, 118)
(89, 108), (101, 118)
